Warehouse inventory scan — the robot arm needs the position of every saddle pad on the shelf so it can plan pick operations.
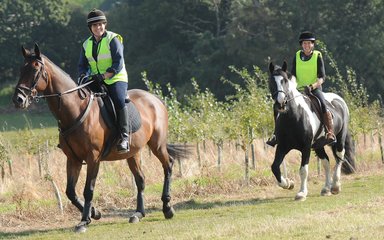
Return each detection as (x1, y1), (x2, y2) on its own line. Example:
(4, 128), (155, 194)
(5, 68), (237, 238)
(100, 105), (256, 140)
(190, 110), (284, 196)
(126, 100), (141, 134)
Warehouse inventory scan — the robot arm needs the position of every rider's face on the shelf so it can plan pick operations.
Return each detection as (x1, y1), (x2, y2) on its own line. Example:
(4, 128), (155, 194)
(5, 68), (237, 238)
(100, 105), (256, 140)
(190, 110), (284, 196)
(301, 41), (314, 55)
(91, 22), (106, 39)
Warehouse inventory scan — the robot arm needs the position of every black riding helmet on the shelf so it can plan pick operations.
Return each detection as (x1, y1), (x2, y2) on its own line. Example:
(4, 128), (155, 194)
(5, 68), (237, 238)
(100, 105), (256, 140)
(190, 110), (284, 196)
(299, 31), (315, 44)
(87, 9), (107, 26)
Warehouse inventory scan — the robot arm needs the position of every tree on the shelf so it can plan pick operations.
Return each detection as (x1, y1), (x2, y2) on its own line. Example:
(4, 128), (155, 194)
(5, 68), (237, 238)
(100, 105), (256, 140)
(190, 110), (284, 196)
(0, 0), (70, 82)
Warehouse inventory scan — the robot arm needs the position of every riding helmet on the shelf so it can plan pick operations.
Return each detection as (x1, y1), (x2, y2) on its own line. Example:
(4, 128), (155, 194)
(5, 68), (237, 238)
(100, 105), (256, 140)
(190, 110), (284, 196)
(87, 9), (107, 25)
(299, 31), (315, 44)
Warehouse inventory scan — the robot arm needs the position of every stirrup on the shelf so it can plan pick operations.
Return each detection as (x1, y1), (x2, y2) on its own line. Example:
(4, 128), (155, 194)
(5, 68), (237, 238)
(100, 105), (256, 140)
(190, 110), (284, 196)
(325, 133), (336, 146)
(266, 135), (277, 147)
(117, 137), (130, 153)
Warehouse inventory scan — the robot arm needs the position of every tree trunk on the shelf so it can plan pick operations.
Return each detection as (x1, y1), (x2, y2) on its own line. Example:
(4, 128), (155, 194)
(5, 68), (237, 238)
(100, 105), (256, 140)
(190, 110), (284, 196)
(197, 142), (201, 169)
(244, 144), (249, 186)
(217, 142), (222, 171)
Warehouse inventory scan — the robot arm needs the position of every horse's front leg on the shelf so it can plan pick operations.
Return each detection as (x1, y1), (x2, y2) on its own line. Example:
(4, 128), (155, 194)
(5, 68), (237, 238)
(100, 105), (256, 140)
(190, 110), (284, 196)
(271, 147), (294, 190)
(295, 148), (311, 201)
(74, 160), (101, 233)
(65, 158), (102, 220)
(65, 158), (83, 212)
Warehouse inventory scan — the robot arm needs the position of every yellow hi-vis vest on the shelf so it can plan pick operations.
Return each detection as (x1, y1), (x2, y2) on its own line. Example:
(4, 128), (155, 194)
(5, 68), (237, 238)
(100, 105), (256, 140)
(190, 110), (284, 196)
(295, 50), (321, 89)
(83, 31), (128, 85)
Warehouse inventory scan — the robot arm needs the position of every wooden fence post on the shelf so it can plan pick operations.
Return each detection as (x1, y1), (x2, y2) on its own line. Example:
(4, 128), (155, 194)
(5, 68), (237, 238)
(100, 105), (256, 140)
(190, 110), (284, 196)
(379, 132), (384, 164)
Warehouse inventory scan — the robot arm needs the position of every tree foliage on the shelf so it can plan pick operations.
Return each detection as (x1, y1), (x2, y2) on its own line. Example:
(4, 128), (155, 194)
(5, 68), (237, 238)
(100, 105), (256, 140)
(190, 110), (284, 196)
(1, 0), (384, 118)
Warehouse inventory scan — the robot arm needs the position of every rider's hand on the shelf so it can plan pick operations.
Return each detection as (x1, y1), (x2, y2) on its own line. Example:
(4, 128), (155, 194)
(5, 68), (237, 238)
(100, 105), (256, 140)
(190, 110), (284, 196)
(77, 73), (87, 85)
(90, 74), (105, 83)
(304, 85), (312, 95)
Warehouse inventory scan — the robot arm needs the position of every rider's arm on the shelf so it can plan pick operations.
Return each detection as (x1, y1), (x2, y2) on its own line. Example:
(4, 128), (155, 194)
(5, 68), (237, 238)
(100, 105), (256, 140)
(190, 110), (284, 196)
(311, 54), (326, 90)
(291, 55), (296, 77)
(104, 37), (125, 79)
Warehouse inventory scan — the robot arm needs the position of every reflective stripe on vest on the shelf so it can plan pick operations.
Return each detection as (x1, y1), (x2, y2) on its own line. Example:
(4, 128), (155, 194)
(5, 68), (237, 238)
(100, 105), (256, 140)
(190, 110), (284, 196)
(296, 50), (320, 89)
(83, 31), (128, 85)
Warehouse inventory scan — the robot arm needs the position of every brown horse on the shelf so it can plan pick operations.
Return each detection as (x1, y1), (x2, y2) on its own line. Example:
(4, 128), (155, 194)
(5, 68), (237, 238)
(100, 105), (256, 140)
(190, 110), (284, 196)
(12, 44), (188, 232)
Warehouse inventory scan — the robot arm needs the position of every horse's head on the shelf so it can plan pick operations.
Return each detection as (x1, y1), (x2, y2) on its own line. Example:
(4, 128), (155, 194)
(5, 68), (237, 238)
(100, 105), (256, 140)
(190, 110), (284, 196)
(268, 61), (296, 112)
(13, 43), (49, 109)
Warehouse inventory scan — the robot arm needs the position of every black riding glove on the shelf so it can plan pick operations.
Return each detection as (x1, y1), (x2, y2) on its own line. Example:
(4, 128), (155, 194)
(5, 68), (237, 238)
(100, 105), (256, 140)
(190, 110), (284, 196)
(304, 85), (312, 95)
(90, 74), (105, 83)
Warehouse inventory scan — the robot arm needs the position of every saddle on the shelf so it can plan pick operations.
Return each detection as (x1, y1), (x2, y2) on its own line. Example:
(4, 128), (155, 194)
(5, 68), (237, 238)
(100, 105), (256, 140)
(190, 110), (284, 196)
(304, 91), (329, 149)
(91, 83), (142, 157)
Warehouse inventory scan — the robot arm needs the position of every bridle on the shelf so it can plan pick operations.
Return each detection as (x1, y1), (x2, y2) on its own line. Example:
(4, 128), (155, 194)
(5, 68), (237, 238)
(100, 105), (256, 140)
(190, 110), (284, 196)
(16, 58), (94, 105)
(270, 72), (304, 109)
(16, 58), (48, 103)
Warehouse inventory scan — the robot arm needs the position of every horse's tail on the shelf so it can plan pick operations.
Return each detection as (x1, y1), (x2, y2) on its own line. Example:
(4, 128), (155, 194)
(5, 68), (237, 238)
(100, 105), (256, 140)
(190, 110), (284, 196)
(167, 144), (191, 161)
(341, 129), (356, 174)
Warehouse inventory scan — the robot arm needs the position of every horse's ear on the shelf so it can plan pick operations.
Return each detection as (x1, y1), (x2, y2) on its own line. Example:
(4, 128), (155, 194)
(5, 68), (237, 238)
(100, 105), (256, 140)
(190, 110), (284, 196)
(34, 43), (41, 60)
(269, 62), (274, 73)
(282, 61), (287, 72)
(21, 46), (28, 58)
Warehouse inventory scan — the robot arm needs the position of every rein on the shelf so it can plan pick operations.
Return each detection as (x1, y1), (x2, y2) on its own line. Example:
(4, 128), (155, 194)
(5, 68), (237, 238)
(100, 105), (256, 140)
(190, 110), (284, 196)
(272, 89), (304, 104)
(34, 80), (95, 101)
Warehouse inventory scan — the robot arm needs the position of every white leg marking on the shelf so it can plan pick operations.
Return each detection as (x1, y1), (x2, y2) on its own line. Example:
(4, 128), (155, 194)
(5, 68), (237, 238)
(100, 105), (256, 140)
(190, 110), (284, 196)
(321, 158), (332, 196)
(278, 176), (294, 190)
(332, 149), (345, 194)
(295, 165), (308, 201)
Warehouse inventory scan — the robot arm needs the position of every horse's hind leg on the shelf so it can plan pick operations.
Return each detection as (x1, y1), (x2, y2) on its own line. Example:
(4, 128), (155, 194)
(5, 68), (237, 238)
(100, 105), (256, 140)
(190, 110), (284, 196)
(148, 142), (175, 219)
(314, 148), (332, 196)
(127, 153), (146, 223)
(331, 144), (345, 194)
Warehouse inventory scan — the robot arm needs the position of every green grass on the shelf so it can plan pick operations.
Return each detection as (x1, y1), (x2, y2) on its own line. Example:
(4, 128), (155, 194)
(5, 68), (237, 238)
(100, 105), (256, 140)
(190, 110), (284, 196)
(1, 174), (383, 239)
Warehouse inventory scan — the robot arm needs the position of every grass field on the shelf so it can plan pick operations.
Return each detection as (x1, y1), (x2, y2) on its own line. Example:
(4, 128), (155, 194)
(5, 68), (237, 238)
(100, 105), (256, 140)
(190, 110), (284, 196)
(0, 173), (383, 240)
(0, 90), (383, 239)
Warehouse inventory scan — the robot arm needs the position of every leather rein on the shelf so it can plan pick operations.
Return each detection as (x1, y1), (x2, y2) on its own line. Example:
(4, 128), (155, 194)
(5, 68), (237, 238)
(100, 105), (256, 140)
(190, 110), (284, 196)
(17, 58), (97, 136)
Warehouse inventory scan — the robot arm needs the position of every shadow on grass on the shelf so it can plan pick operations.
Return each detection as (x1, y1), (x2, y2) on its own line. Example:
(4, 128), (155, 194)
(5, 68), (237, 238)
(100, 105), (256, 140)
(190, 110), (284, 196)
(100, 194), (293, 220)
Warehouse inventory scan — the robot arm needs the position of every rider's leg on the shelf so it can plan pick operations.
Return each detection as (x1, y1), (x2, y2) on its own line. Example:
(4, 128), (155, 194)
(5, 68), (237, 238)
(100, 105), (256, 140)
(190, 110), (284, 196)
(106, 81), (130, 152)
(312, 88), (336, 145)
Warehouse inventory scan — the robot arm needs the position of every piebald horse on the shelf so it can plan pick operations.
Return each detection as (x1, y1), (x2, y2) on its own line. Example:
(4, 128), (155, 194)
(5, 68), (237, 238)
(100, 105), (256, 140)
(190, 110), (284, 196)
(268, 62), (355, 201)
(12, 44), (189, 232)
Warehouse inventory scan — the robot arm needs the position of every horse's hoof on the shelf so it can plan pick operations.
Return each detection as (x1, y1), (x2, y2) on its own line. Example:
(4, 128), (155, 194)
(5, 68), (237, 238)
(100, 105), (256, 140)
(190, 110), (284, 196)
(321, 188), (332, 196)
(163, 207), (175, 219)
(288, 180), (295, 190)
(295, 192), (307, 201)
(331, 186), (341, 195)
(129, 212), (144, 223)
(74, 221), (88, 233)
(91, 207), (102, 220)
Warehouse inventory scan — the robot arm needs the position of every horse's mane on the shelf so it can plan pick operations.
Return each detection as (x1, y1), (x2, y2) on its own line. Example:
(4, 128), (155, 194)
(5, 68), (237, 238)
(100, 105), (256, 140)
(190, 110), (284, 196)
(41, 55), (73, 80)
(25, 50), (73, 81)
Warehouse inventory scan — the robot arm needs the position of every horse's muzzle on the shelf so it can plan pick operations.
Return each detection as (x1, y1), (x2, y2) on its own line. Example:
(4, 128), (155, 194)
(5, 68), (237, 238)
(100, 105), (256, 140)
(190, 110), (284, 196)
(276, 101), (287, 113)
(12, 91), (30, 109)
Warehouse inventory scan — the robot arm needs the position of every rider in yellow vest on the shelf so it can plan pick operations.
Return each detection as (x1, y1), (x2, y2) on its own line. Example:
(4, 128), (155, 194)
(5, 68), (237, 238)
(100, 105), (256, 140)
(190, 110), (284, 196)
(267, 31), (336, 147)
(78, 9), (130, 153)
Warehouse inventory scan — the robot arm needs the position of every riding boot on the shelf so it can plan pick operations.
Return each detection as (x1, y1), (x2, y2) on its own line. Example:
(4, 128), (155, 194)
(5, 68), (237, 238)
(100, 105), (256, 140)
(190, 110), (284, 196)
(323, 110), (336, 145)
(266, 133), (277, 147)
(266, 109), (278, 147)
(117, 106), (130, 153)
